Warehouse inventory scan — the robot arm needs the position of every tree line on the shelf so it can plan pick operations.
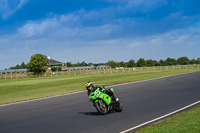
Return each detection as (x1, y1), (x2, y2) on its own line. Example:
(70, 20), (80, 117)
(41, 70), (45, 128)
(103, 57), (200, 68)
(62, 57), (200, 68)
(9, 62), (27, 69)
(9, 56), (200, 70)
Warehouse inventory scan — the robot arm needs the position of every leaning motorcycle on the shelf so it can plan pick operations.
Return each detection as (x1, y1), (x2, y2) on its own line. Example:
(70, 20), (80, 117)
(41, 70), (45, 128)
(89, 87), (123, 115)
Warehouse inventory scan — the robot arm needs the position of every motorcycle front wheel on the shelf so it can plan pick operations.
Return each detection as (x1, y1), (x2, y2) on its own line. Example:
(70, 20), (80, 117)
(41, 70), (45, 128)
(94, 100), (108, 115)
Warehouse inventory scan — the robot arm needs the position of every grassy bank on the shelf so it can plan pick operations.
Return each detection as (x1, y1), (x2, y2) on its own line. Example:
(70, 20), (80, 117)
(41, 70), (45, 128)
(135, 105), (200, 133)
(0, 68), (200, 105)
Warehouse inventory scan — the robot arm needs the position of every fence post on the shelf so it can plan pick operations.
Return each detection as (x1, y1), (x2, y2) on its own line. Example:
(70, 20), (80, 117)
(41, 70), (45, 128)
(10, 72), (12, 79)
(85, 69), (87, 75)
(68, 71), (70, 76)
(80, 70), (82, 75)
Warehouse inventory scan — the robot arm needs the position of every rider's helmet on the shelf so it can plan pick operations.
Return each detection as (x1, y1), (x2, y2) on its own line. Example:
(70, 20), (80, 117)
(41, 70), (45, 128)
(85, 81), (93, 91)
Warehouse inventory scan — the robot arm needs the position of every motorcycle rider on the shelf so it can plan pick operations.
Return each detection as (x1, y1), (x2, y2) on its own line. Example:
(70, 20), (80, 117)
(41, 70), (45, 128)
(85, 81), (119, 101)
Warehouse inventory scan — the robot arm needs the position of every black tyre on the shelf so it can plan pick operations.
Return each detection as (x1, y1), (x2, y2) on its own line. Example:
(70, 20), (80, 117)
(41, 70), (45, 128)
(94, 100), (108, 115)
(115, 101), (123, 112)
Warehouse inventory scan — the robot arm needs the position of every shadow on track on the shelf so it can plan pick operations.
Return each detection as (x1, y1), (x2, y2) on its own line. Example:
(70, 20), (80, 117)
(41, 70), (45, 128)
(78, 112), (100, 116)
(78, 111), (116, 116)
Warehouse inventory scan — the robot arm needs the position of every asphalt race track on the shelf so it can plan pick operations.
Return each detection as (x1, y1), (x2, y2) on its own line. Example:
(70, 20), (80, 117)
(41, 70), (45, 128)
(0, 72), (200, 133)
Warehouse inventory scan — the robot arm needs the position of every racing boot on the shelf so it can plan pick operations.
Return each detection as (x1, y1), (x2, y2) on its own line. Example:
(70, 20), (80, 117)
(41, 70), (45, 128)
(112, 93), (119, 102)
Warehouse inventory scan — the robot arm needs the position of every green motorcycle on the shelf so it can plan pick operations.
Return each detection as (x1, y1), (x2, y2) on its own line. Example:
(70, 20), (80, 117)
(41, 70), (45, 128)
(89, 87), (123, 115)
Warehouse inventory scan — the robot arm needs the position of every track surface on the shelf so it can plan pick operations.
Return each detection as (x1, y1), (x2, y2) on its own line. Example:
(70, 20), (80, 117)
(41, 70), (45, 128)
(0, 72), (200, 133)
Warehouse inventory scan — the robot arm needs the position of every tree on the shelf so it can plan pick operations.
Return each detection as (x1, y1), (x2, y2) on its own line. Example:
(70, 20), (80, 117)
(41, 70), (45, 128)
(136, 58), (146, 67)
(165, 57), (177, 66)
(106, 60), (117, 68)
(159, 59), (166, 66)
(80, 61), (87, 66)
(126, 59), (135, 67)
(65, 62), (72, 67)
(27, 53), (48, 76)
(196, 58), (200, 64)
(9, 62), (27, 69)
(119, 61), (126, 67)
(51, 66), (61, 72)
(177, 56), (189, 65)
(146, 59), (154, 66)
(189, 59), (196, 64)
(21, 62), (27, 68)
(88, 62), (93, 66)
(153, 60), (160, 66)
(16, 64), (20, 69)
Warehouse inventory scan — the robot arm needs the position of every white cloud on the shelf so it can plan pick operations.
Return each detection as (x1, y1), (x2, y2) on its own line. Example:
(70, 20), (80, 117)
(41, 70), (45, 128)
(16, 0), (27, 9)
(1, 0), (29, 20)
(128, 23), (200, 49)
(127, 0), (166, 6)
(0, 22), (200, 69)
(0, 0), (8, 14)
(6, 7), (200, 51)
(102, 0), (167, 12)
(15, 11), (120, 41)
(17, 19), (60, 37)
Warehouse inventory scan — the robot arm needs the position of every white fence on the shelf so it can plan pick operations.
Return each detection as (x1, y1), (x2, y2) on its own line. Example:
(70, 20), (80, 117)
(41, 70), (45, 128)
(0, 65), (199, 80)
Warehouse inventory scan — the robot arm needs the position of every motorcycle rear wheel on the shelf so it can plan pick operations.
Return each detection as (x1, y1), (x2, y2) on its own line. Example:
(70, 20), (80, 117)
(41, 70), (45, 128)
(115, 101), (123, 112)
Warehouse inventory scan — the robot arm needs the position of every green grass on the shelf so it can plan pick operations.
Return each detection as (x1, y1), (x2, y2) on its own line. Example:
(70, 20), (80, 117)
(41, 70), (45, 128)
(135, 105), (200, 133)
(0, 68), (200, 105)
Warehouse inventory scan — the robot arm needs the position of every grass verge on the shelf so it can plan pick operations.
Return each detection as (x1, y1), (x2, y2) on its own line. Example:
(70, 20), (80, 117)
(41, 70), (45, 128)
(0, 69), (199, 105)
(135, 104), (200, 133)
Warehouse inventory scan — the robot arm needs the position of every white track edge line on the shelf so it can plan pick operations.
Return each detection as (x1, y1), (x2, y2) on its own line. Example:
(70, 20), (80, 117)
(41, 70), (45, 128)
(120, 100), (200, 133)
(0, 91), (86, 107)
(0, 72), (197, 107)
(109, 72), (197, 88)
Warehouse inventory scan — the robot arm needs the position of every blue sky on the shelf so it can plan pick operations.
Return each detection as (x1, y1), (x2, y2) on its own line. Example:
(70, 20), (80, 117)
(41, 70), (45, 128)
(0, 0), (200, 69)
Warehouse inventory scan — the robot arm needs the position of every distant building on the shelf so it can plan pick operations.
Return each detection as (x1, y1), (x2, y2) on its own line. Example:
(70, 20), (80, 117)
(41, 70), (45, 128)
(47, 57), (110, 71)
(64, 65), (110, 71)
(47, 57), (64, 72)
(0, 69), (27, 74)
(48, 59), (63, 67)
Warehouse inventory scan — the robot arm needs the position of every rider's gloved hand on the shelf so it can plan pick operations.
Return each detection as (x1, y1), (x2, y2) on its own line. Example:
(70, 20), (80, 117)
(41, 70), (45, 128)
(99, 86), (106, 92)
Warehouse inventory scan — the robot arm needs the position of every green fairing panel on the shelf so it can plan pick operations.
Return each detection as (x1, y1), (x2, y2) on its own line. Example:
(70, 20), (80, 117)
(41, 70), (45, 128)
(90, 88), (112, 105)
(99, 93), (111, 105)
